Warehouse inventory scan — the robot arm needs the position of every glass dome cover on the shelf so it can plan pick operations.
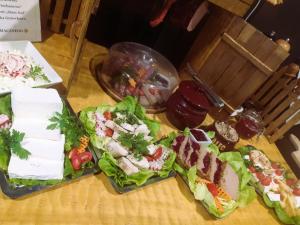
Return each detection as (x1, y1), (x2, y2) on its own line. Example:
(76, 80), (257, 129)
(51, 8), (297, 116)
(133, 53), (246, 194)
(98, 42), (179, 113)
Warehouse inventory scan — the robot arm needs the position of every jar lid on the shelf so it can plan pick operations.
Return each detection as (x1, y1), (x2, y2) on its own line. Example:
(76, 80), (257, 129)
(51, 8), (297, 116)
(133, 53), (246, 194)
(178, 80), (212, 110)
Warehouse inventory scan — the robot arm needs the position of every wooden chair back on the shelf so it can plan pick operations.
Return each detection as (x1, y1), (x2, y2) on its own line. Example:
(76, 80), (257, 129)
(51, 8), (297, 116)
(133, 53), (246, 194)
(252, 65), (300, 143)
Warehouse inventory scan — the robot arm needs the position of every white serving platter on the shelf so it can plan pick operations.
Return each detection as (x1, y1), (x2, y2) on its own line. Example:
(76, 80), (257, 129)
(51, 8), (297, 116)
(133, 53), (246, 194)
(0, 41), (62, 95)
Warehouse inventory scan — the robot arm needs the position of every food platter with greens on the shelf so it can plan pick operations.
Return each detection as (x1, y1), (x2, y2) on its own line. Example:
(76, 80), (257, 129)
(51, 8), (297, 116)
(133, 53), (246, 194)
(79, 96), (176, 193)
(0, 88), (99, 198)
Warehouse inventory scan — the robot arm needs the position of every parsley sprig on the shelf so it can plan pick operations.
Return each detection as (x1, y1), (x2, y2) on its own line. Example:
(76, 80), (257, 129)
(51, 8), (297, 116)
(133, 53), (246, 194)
(47, 105), (85, 151)
(25, 65), (50, 83)
(117, 132), (149, 160)
(10, 130), (31, 159)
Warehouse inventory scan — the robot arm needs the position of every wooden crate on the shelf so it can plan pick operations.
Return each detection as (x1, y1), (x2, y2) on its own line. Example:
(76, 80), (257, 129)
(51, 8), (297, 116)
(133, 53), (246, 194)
(185, 14), (289, 110)
(251, 65), (300, 143)
(208, 0), (254, 16)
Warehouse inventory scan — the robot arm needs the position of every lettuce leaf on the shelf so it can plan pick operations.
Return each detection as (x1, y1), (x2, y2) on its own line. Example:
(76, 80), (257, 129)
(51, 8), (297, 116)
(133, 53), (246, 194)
(0, 129), (10, 170)
(9, 178), (61, 186)
(98, 152), (154, 187)
(159, 132), (177, 148)
(207, 143), (219, 155)
(0, 95), (12, 118)
(218, 151), (256, 207)
(186, 166), (238, 218)
(99, 150), (175, 187)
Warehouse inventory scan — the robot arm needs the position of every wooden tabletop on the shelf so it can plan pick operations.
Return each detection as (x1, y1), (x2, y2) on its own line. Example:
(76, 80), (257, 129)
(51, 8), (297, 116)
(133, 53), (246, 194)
(0, 34), (292, 225)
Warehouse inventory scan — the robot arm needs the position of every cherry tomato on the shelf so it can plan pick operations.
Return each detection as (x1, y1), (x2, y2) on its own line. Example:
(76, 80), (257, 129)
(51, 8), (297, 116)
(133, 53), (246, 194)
(207, 183), (218, 197)
(78, 151), (93, 163)
(105, 128), (114, 137)
(71, 155), (82, 170)
(293, 188), (300, 196)
(248, 166), (256, 173)
(68, 148), (79, 159)
(256, 172), (265, 181)
(103, 111), (112, 120)
(286, 178), (297, 187)
(261, 176), (272, 186)
(275, 169), (283, 176)
(146, 156), (154, 162)
(271, 162), (280, 169)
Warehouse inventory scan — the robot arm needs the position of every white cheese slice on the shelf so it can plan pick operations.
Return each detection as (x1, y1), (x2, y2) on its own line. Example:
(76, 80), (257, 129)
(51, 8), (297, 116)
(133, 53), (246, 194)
(11, 87), (63, 120)
(296, 196), (300, 208)
(11, 117), (61, 141)
(147, 144), (157, 155)
(21, 135), (65, 161)
(267, 192), (280, 202)
(8, 155), (64, 180)
(135, 124), (150, 136)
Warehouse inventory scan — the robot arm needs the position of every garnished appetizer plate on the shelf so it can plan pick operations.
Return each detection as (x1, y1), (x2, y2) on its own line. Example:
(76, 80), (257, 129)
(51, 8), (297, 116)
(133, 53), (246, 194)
(0, 41), (62, 95)
(239, 145), (300, 224)
(172, 128), (256, 218)
(79, 96), (176, 193)
(0, 87), (99, 199)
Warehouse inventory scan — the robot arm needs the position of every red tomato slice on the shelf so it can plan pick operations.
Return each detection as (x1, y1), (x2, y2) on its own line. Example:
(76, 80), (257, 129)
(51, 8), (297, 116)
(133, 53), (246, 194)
(71, 155), (82, 170)
(146, 156), (154, 162)
(68, 148), (79, 159)
(256, 172), (265, 181)
(293, 188), (300, 196)
(275, 169), (283, 176)
(206, 183), (218, 197)
(151, 147), (163, 160)
(105, 128), (114, 137)
(248, 166), (256, 173)
(261, 176), (272, 186)
(79, 152), (93, 163)
(271, 162), (280, 169)
(286, 178), (297, 187)
(103, 111), (112, 120)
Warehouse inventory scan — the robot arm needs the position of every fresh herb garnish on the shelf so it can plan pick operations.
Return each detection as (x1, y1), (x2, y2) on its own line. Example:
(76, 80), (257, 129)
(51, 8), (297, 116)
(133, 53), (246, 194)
(10, 130), (31, 159)
(114, 110), (140, 125)
(25, 65), (50, 83)
(117, 132), (149, 159)
(0, 129), (11, 170)
(47, 105), (85, 151)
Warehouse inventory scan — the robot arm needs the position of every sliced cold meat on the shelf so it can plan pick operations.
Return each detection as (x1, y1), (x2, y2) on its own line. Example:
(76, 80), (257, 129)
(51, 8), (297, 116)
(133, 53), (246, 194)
(127, 155), (149, 169)
(219, 163), (240, 200)
(107, 139), (129, 157)
(117, 157), (139, 175)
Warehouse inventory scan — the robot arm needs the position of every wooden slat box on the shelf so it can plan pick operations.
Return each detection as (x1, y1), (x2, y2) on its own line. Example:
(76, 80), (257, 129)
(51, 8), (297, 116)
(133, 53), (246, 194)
(187, 15), (289, 110)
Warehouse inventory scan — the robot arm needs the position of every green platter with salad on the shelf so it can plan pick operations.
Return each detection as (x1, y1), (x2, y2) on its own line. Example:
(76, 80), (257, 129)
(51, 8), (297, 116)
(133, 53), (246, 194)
(79, 96), (176, 193)
(0, 94), (100, 199)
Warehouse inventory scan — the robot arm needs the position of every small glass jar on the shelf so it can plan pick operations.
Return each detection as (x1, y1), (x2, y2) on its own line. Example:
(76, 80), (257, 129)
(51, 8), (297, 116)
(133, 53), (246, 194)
(203, 121), (239, 151)
(235, 109), (263, 140)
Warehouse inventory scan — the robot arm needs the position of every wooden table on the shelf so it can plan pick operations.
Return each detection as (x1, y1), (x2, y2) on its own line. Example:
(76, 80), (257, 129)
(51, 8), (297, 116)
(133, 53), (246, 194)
(0, 34), (292, 225)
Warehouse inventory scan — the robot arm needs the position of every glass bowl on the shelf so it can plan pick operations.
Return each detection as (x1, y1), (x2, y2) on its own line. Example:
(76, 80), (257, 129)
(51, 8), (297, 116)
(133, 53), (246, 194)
(97, 42), (179, 113)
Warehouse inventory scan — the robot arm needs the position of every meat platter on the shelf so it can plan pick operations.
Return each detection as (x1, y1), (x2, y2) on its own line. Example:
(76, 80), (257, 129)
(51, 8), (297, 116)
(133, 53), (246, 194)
(239, 145), (300, 224)
(171, 128), (256, 218)
(0, 87), (99, 198)
(79, 96), (176, 193)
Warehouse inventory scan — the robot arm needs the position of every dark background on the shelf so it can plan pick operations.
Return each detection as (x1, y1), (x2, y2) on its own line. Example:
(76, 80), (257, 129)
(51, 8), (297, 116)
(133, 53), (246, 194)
(248, 0), (300, 65)
(86, 0), (208, 68)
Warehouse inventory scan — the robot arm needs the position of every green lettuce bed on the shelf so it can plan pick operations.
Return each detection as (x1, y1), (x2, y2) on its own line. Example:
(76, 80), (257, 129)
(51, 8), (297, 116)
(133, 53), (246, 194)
(79, 96), (176, 187)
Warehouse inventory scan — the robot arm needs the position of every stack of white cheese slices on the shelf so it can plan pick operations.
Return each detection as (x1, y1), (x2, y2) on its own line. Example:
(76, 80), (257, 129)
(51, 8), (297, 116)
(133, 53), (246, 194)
(8, 87), (65, 180)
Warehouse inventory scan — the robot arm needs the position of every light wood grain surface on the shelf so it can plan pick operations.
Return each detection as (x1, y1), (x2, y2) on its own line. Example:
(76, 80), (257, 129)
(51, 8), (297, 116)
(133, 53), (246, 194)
(0, 33), (291, 225)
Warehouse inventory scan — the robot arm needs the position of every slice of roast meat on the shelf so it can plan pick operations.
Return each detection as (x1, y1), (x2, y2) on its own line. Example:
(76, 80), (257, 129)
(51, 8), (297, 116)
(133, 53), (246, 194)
(172, 135), (185, 153)
(207, 153), (218, 182)
(196, 146), (208, 176)
(201, 152), (211, 176)
(219, 163), (240, 200)
(213, 158), (223, 184)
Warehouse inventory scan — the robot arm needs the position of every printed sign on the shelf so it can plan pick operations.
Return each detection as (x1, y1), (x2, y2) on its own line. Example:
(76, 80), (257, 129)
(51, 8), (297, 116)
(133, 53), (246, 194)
(0, 0), (41, 41)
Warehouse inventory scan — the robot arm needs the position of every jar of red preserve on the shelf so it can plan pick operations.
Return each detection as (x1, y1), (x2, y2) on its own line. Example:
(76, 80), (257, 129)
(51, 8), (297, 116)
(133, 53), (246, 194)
(166, 80), (212, 130)
(235, 109), (263, 140)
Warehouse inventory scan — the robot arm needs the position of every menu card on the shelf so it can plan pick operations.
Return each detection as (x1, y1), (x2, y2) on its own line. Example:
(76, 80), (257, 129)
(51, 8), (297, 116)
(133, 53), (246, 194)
(0, 0), (41, 41)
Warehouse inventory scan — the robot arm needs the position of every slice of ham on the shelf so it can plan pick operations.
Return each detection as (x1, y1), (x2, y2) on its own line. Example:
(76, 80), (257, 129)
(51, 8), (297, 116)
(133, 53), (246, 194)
(219, 163), (240, 201)
(0, 114), (10, 129)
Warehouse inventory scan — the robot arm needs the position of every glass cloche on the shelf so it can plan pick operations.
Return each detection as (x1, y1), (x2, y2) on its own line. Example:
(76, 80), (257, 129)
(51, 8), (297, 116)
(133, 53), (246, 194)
(97, 42), (179, 113)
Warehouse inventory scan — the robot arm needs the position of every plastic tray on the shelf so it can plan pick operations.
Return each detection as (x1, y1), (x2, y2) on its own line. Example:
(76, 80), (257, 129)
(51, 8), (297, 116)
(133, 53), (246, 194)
(0, 96), (100, 199)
